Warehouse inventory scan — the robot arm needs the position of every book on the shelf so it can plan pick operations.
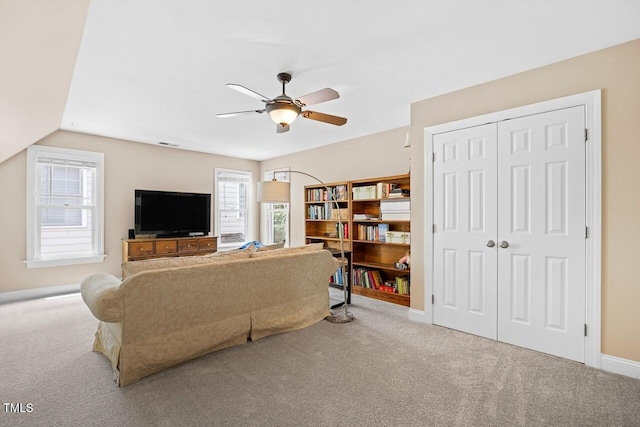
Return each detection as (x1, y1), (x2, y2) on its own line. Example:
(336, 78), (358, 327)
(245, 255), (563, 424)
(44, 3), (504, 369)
(378, 223), (388, 242)
(376, 182), (390, 199)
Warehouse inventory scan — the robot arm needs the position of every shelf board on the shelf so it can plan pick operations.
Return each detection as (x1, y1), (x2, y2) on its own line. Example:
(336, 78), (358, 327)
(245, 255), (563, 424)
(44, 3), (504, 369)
(306, 219), (341, 222)
(352, 260), (410, 273)
(351, 219), (410, 224)
(305, 236), (342, 241)
(352, 197), (411, 202)
(352, 285), (410, 307)
(305, 200), (349, 204)
(352, 239), (410, 246)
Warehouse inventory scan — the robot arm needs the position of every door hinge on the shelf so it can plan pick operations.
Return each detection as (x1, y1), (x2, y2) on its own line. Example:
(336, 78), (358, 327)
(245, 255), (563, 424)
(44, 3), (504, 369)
(585, 226), (589, 239)
(584, 129), (588, 142)
(584, 324), (588, 337)
(432, 152), (435, 162)
(431, 295), (435, 305)
(432, 224), (436, 233)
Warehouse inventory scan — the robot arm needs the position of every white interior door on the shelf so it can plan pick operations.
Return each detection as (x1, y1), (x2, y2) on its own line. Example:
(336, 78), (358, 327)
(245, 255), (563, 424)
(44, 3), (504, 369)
(433, 124), (498, 340)
(432, 106), (586, 362)
(497, 106), (586, 362)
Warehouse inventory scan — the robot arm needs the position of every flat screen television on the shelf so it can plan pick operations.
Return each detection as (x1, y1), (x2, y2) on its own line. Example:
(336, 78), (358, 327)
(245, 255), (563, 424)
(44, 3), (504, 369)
(134, 190), (211, 237)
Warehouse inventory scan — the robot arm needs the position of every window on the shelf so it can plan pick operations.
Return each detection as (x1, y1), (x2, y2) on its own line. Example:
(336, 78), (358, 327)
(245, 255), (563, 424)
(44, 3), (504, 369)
(264, 169), (289, 246)
(26, 146), (105, 268)
(215, 168), (252, 247)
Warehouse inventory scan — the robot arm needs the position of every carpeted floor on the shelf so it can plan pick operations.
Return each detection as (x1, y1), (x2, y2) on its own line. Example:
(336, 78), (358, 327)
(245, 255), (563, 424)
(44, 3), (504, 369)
(1, 290), (639, 426)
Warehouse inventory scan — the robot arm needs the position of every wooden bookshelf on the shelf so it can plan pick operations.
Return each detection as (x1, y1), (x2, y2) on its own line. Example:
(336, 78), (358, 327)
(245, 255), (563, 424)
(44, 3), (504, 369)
(305, 173), (411, 307)
(304, 181), (351, 252)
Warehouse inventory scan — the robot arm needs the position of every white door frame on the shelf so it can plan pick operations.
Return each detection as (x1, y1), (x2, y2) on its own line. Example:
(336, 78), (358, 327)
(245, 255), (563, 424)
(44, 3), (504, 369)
(423, 90), (601, 368)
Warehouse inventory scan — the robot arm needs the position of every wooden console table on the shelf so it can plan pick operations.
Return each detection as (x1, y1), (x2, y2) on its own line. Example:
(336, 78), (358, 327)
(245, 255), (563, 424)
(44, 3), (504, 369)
(122, 236), (218, 262)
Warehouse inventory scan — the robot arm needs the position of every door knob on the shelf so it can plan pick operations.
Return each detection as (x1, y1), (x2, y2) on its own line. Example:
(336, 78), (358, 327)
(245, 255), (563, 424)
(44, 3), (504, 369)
(486, 240), (495, 248)
(500, 241), (509, 248)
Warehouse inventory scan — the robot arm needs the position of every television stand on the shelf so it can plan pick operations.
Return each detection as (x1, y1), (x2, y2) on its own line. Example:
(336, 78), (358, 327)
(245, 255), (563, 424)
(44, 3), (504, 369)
(122, 236), (218, 262)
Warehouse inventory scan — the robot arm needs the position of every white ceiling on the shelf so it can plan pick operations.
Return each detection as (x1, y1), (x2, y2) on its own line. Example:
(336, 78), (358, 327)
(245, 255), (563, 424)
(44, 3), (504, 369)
(61, 0), (640, 161)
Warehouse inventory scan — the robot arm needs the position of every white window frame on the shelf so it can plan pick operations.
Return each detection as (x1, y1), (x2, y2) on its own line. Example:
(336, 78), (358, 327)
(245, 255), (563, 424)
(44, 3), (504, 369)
(215, 168), (253, 248)
(26, 146), (105, 268)
(263, 168), (290, 246)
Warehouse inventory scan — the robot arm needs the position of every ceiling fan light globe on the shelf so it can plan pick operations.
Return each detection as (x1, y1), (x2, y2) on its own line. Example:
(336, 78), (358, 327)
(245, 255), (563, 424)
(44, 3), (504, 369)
(266, 103), (300, 126)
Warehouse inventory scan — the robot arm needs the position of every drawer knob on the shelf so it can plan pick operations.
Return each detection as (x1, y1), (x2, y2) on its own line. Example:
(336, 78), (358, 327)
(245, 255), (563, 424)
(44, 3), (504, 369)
(139, 247), (144, 251)
(164, 245), (168, 249)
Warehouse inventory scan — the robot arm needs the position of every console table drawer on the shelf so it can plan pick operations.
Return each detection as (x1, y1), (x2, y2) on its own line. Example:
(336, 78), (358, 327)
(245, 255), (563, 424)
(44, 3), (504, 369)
(156, 240), (178, 254)
(198, 238), (217, 252)
(178, 239), (199, 253)
(122, 236), (218, 263)
(129, 242), (154, 256)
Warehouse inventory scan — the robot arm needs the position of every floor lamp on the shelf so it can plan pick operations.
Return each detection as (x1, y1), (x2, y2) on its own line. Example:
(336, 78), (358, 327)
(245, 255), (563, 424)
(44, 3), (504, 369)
(257, 170), (355, 323)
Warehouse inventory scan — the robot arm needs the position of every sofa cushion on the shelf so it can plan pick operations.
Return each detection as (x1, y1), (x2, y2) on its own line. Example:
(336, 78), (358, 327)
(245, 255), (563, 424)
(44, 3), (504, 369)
(250, 243), (324, 258)
(122, 247), (252, 278)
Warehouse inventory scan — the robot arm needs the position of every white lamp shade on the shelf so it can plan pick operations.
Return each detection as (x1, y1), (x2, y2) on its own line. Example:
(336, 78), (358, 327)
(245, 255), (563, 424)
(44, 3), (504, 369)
(268, 106), (299, 126)
(257, 180), (291, 203)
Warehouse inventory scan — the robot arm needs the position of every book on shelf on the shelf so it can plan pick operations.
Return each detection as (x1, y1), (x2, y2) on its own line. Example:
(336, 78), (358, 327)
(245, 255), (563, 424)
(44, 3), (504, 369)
(307, 202), (333, 220)
(353, 268), (409, 295)
(353, 213), (378, 220)
(395, 276), (410, 295)
(388, 191), (410, 198)
(381, 212), (411, 221)
(376, 182), (391, 199)
(378, 223), (388, 242)
(331, 266), (344, 285)
(335, 222), (349, 239)
(307, 185), (348, 202)
(352, 267), (384, 290)
(357, 224), (376, 241)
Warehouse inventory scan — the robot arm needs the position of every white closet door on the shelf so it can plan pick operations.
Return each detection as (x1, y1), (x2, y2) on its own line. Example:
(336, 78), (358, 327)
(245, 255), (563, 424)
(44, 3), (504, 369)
(433, 124), (498, 339)
(496, 106), (586, 362)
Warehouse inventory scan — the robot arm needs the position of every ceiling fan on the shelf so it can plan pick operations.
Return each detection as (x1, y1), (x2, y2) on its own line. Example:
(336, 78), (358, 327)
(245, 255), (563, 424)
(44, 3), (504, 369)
(217, 72), (347, 133)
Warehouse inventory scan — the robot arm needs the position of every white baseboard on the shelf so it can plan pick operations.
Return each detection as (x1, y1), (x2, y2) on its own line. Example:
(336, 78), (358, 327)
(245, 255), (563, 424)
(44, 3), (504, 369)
(600, 354), (640, 380)
(408, 308), (431, 324)
(0, 283), (81, 304)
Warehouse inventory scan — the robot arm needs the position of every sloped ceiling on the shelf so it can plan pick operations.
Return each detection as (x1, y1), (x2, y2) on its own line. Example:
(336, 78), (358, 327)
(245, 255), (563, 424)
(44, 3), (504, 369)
(4, 1), (640, 164)
(0, 0), (90, 164)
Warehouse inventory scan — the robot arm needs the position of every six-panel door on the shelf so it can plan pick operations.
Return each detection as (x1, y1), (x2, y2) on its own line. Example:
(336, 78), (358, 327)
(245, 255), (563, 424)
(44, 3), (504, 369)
(433, 106), (586, 362)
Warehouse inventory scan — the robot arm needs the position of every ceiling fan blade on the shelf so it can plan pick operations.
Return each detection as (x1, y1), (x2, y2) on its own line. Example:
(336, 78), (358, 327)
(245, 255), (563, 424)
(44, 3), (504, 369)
(226, 84), (270, 102)
(216, 109), (265, 118)
(301, 110), (347, 126)
(295, 88), (339, 106)
(276, 124), (290, 133)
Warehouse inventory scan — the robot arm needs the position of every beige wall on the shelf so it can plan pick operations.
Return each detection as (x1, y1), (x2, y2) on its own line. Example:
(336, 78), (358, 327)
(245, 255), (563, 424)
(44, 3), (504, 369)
(0, 131), (260, 292)
(0, 0), (90, 164)
(260, 127), (410, 245)
(2, 28), (637, 364)
(410, 39), (640, 362)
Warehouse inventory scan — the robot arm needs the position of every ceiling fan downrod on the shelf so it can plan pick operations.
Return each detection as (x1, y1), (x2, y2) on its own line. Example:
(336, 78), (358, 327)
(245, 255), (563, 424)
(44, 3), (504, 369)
(277, 72), (292, 95)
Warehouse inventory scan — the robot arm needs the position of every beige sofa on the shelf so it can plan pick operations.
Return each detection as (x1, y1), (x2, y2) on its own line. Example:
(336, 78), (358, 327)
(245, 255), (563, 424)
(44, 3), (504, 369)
(81, 245), (339, 386)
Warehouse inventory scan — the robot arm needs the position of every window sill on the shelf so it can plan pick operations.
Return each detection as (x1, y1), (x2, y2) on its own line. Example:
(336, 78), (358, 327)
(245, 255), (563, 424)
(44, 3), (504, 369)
(25, 255), (106, 269)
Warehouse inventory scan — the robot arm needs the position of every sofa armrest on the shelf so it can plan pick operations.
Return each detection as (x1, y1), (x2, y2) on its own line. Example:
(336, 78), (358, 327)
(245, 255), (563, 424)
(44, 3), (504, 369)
(81, 273), (123, 323)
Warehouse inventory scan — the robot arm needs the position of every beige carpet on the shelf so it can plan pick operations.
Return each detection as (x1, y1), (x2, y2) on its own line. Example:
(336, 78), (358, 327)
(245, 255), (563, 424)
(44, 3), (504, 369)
(1, 290), (639, 426)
